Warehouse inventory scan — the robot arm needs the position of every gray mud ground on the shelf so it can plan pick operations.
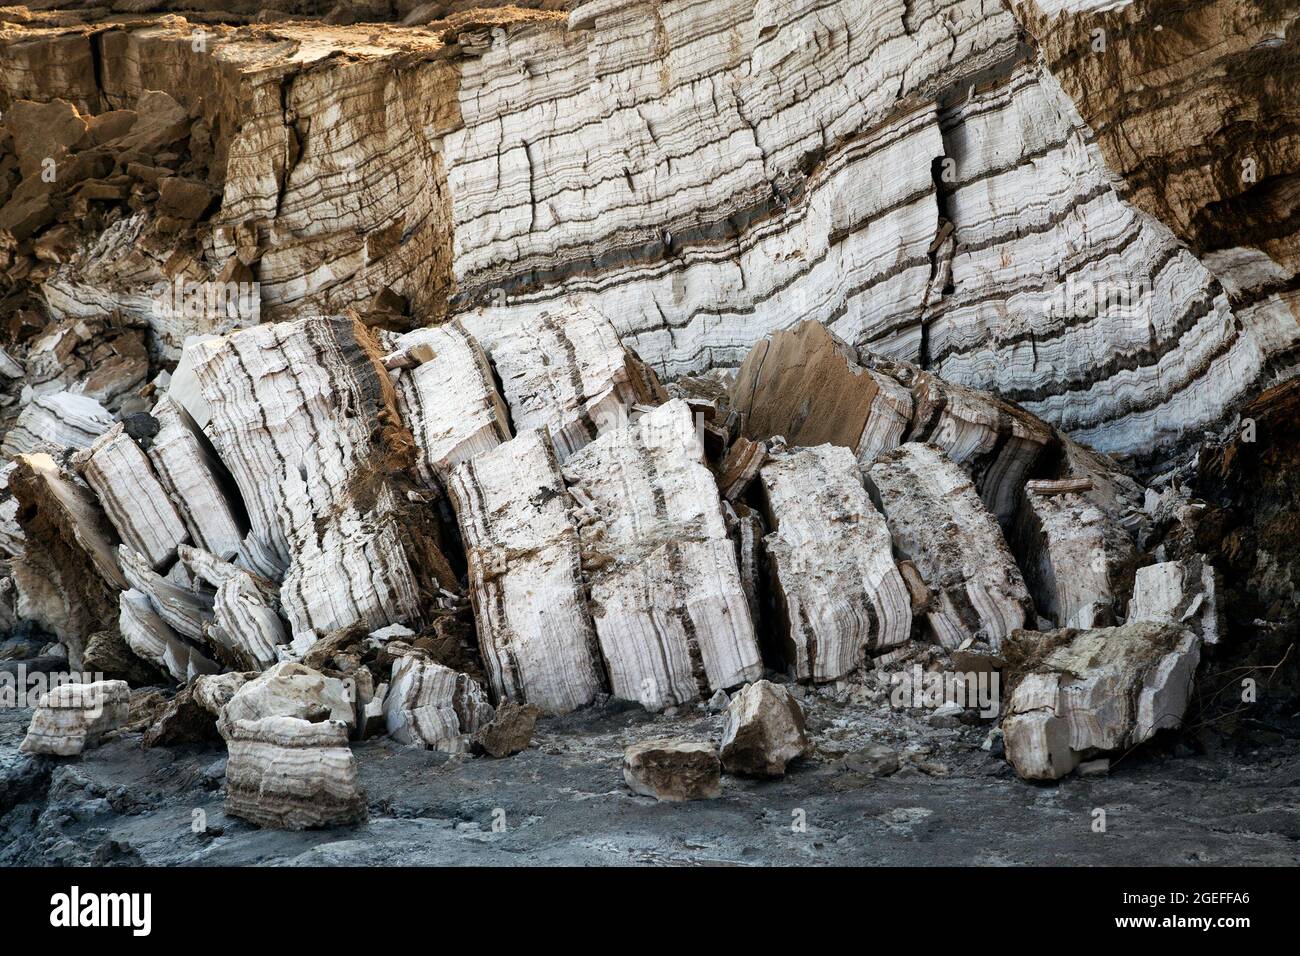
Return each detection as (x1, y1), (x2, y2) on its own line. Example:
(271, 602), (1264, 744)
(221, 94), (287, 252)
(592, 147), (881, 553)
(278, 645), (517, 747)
(2, 688), (1297, 866)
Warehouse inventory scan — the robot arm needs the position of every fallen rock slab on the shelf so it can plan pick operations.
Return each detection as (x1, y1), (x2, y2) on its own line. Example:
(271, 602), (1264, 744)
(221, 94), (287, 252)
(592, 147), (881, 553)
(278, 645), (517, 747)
(720, 680), (813, 777)
(1128, 557), (1223, 646)
(623, 739), (722, 801)
(562, 399), (762, 710)
(1014, 486), (1137, 629)
(448, 428), (605, 714)
(20, 679), (130, 756)
(384, 654), (494, 752)
(472, 701), (542, 758)
(866, 443), (1034, 651)
(758, 444), (911, 681)
(1002, 622), (1202, 780)
(223, 715), (367, 830)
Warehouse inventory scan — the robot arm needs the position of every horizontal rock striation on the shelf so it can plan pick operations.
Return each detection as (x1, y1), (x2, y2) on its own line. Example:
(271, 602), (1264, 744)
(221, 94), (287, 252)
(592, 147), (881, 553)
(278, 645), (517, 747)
(222, 715), (367, 830)
(19, 679), (130, 756)
(2, 2), (1293, 461)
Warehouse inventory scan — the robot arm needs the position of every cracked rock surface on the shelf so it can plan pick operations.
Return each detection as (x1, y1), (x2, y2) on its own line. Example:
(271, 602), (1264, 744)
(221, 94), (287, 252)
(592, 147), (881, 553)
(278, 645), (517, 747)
(0, 0), (1296, 864)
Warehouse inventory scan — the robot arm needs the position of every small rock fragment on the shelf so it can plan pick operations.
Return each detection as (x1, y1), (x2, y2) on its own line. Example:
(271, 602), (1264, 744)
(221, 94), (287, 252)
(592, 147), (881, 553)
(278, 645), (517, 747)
(837, 743), (899, 777)
(471, 701), (541, 758)
(622, 738), (721, 801)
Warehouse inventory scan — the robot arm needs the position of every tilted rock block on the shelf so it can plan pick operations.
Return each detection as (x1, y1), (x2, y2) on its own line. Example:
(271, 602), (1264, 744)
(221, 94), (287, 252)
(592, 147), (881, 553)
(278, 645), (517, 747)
(382, 319), (512, 485)
(732, 321), (913, 462)
(730, 322), (1055, 528)
(180, 546), (284, 669)
(901, 367), (1055, 528)
(623, 739), (722, 802)
(119, 546), (213, 641)
(447, 429), (605, 714)
(20, 679), (130, 756)
(6, 453), (126, 666)
(1002, 622), (1202, 780)
(188, 315), (443, 640)
(1014, 487), (1138, 629)
(212, 570), (288, 671)
(720, 680), (813, 777)
(179, 545), (278, 605)
(119, 587), (219, 683)
(866, 443), (1034, 651)
(462, 301), (666, 461)
(223, 715), (367, 830)
(1128, 557), (1223, 646)
(1, 391), (113, 457)
(384, 655), (494, 752)
(147, 397), (247, 561)
(757, 444), (911, 682)
(75, 422), (190, 570)
(562, 400), (763, 710)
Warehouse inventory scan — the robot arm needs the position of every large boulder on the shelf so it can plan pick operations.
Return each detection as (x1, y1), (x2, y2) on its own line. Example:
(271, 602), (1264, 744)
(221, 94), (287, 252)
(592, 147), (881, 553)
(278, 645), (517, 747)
(719, 680), (813, 777)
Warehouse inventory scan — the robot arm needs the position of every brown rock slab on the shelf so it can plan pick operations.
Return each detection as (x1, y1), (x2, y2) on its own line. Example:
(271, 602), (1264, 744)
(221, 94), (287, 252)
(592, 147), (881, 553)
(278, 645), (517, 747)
(623, 738), (722, 801)
(471, 701), (541, 758)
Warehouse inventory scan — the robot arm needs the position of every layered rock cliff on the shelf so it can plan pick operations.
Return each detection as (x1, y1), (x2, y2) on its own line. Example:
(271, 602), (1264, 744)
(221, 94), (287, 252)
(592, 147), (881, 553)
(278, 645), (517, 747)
(0, 0), (1296, 835)
(1, 0), (1295, 463)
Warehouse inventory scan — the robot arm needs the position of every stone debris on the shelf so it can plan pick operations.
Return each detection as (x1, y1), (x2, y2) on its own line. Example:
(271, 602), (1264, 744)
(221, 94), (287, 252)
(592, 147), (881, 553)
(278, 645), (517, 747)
(1128, 557), (1223, 646)
(19, 679), (129, 756)
(472, 701), (541, 758)
(719, 680), (813, 777)
(384, 654), (494, 752)
(623, 739), (722, 801)
(143, 672), (251, 748)
(0, 0), (1287, 847)
(1002, 622), (1202, 780)
(836, 743), (900, 777)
